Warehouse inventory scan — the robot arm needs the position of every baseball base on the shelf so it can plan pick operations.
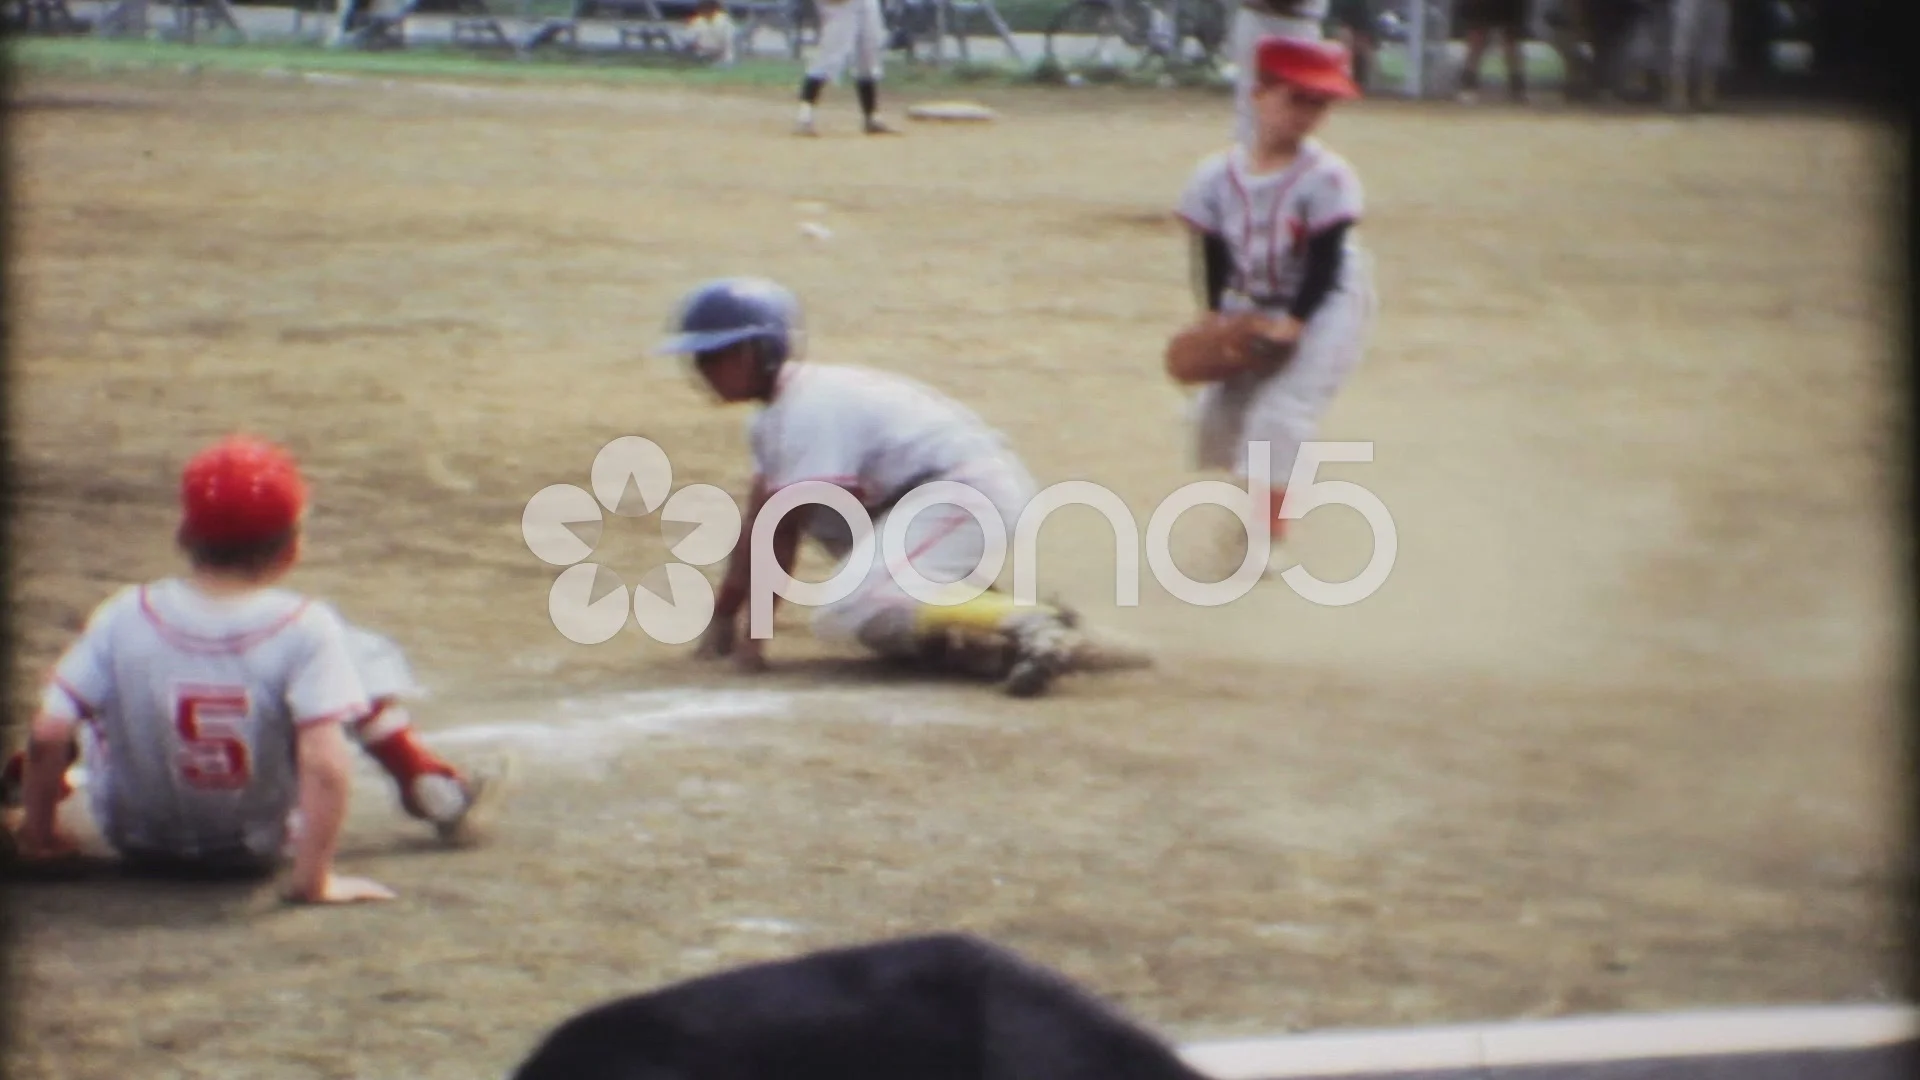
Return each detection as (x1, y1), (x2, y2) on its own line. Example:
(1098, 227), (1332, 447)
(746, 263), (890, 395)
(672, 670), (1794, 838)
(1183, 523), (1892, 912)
(906, 101), (998, 122)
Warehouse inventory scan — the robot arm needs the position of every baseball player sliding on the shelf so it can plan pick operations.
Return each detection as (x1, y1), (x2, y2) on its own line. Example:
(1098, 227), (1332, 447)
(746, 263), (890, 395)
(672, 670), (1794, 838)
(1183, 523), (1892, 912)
(657, 277), (1147, 698)
(6, 435), (503, 903)
(794, 0), (898, 135)
(1229, 0), (1328, 144)
(1167, 36), (1376, 577)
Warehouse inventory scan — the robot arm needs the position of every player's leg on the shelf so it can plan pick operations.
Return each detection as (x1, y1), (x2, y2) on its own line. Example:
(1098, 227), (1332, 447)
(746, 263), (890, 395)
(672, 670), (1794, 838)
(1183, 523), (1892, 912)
(809, 464), (1085, 697)
(853, 0), (896, 133)
(1242, 268), (1377, 573)
(797, 0), (855, 134)
(1457, 18), (1491, 101)
(1187, 372), (1272, 578)
(1503, 22), (1529, 100)
(339, 626), (504, 842)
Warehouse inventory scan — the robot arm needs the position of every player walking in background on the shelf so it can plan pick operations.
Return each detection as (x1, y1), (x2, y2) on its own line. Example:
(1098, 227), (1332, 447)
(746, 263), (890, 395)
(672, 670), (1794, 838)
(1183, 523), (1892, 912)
(6, 435), (502, 902)
(1229, 0), (1327, 144)
(1167, 37), (1376, 578)
(793, 0), (898, 135)
(658, 277), (1148, 698)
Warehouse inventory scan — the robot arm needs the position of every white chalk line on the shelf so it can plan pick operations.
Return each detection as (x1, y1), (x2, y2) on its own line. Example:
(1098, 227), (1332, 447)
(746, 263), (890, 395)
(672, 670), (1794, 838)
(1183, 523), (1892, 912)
(1177, 1003), (1918, 1079)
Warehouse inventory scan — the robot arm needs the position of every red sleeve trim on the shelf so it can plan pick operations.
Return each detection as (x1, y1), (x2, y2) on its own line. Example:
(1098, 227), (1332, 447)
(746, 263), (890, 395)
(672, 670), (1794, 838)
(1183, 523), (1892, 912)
(51, 676), (95, 719)
(1307, 214), (1358, 238)
(294, 704), (366, 729)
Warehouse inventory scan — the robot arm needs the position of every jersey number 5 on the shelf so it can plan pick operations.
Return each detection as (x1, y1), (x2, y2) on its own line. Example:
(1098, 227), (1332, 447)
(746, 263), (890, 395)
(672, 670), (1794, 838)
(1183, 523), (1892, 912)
(174, 686), (254, 791)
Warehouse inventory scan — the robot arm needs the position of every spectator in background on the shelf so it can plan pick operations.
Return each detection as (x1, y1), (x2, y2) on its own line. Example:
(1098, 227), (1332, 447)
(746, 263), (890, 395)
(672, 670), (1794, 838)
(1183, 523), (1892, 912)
(686, 0), (737, 65)
(1454, 0), (1531, 102)
(1324, 0), (1378, 90)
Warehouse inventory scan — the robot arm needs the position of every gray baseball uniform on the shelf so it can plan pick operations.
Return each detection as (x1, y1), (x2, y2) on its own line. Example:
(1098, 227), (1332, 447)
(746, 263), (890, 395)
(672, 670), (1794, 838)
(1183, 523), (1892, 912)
(808, 0), (887, 82)
(40, 579), (373, 864)
(1176, 138), (1376, 486)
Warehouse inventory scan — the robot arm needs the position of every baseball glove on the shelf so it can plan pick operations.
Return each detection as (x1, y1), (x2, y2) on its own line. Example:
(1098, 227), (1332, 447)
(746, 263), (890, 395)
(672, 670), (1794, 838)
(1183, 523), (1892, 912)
(1164, 312), (1293, 385)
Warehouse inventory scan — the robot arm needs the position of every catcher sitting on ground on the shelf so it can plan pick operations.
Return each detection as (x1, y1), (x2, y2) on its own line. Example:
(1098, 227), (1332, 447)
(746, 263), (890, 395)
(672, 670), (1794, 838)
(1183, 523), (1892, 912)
(6, 435), (504, 902)
(656, 276), (1150, 699)
(1167, 35), (1378, 578)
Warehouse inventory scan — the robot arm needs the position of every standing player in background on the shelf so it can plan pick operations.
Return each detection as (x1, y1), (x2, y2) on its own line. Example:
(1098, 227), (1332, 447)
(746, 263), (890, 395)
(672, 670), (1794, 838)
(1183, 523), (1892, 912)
(685, 0), (738, 65)
(1166, 37), (1376, 578)
(658, 277), (1149, 698)
(1229, 0), (1327, 144)
(1454, 0), (1532, 102)
(7, 435), (502, 901)
(793, 0), (899, 135)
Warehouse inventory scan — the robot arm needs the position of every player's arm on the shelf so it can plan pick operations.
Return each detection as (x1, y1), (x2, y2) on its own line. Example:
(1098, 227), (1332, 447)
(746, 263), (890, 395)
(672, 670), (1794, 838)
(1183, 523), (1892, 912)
(702, 474), (808, 668)
(17, 591), (128, 858)
(285, 719), (354, 899)
(17, 710), (79, 859)
(281, 608), (394, 905)
(1278, 166), (1364, 337)
(1283, 220), (1353, 330)
(1188, 224), (1234, 314)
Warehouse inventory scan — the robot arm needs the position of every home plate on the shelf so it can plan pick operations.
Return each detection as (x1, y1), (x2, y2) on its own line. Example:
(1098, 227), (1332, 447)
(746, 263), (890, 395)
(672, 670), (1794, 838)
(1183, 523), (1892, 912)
(907, 101), (997, 122)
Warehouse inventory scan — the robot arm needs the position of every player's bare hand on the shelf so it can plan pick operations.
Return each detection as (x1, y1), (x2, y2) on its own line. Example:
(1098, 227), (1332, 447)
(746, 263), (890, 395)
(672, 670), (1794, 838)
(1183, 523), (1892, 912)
(695, 615), (737, 660)
(284, 873), (397, 905)
(15, 827), (82, 863)
(1256, 314), (1304, 347)
(1244, 315), (1301, 369)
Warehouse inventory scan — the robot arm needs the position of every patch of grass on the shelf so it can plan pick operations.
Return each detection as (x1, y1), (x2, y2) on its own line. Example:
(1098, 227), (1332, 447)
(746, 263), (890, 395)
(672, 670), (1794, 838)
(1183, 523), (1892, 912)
(5, 34), (818, 87)
(8, 21), (1260, 97)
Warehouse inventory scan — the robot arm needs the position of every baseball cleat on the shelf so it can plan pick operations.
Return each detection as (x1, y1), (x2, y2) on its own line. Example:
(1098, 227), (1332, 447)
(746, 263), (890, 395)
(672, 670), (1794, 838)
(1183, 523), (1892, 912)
(793, 117), (818, 137)
(1066, 631), (1155, 674)
(410, 755), (515, 845)
(862, 117), (899, 135)
(1001, 613), (1080, 698)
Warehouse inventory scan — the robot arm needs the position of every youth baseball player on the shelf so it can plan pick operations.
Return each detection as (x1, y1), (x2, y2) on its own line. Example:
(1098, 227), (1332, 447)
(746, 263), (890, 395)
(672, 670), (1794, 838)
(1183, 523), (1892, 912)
(793, 0), (898, 135)
(657, 277), (1147, 698)
(7, 435), (502, 903)
(1229, 0), (1327, 144)
(1167, 36), (1376, 577)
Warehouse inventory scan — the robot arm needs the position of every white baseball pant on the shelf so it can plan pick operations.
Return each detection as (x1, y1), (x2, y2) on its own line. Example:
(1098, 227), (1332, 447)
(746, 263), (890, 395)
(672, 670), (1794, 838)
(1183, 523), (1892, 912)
(1192, 249), (1377, 484)
(1231, 7), (1324, 145)
(802, 454), (1037, 650)
(808, 0), (887, 82)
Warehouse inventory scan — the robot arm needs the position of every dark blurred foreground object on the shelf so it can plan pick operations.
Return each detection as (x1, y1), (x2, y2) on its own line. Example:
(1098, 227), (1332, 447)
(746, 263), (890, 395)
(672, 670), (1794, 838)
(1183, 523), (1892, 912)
(509, 932), (1213, 1080)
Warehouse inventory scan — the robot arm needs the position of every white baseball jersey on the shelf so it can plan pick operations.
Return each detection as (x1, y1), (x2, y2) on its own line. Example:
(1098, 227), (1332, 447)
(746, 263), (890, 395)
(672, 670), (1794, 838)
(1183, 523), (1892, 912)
(807, 0), (886, 82)
(748, 363), (1023, 548)
(40, 579), (372, 862)
(1177, 139), (1365, 310)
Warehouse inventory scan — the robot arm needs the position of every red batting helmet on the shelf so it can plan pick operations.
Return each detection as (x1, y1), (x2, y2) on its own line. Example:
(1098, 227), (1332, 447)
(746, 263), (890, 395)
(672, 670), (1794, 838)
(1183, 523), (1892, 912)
(1255, 36), (1362, 100)
(179, 435), (309, 546)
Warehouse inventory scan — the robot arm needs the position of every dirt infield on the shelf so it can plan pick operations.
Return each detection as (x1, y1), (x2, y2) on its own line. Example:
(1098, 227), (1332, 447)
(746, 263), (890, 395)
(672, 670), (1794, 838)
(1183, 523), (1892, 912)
(5, 69), (1906, 1080)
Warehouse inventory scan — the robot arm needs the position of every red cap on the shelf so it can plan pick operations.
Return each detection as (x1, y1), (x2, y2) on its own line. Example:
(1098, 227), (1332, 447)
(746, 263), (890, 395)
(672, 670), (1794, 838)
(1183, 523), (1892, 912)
(179, 435), (309, 546)
(1255, 36), (1362, 100)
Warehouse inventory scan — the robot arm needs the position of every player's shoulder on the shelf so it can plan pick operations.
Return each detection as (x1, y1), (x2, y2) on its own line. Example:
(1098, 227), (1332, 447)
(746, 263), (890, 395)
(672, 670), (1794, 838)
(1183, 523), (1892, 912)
(778, 362), (893, 404)
(88, 582), (146, 621)
(1305, 140), (1363, 182)
(1186, 146), (1236, 182)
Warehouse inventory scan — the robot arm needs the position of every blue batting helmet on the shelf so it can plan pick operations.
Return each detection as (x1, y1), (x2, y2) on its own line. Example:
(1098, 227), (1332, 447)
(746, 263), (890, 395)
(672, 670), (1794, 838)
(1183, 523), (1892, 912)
(655, 277), (804, 375)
